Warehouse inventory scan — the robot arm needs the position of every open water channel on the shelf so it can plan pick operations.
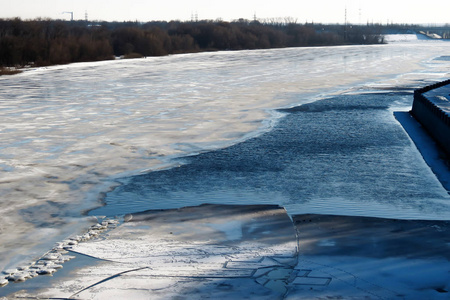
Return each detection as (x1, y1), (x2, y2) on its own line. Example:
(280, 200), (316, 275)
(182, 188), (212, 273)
(1, 35), (450, 270)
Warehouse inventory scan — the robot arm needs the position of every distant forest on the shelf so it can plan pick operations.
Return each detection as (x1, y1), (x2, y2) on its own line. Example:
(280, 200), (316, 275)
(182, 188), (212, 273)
(0, 18), (388, 69)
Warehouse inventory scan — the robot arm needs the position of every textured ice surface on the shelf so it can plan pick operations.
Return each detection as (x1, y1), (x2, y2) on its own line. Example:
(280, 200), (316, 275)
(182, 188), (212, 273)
(3, 204), (298, 299)
(3, 205), (448, 299)
(287, 214), (450, 299)
(1, 35), (450, 270)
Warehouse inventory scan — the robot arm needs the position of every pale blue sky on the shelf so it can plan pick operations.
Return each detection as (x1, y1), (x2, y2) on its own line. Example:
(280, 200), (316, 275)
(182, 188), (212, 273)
(1, 0), (449, 24)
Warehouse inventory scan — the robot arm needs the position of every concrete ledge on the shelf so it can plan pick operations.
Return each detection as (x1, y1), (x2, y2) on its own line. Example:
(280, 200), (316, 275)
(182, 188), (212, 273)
(411, 79), (450, 155)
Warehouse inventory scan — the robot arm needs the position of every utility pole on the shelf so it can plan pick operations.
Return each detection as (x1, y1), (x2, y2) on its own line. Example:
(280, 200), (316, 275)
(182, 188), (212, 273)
(345, 7), (347, 26)
(359, 7), (362, 24)
(344, 7), (347, 41)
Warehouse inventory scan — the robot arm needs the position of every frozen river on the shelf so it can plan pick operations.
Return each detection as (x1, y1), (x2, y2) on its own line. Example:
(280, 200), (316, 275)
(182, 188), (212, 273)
(1, 35), (450, 270)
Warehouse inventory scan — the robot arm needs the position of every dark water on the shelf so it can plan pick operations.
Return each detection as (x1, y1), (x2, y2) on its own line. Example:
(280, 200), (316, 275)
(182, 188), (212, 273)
(91, 91), (450, 219)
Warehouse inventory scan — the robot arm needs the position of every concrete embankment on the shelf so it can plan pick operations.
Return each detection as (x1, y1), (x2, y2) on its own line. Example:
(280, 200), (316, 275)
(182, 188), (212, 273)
(411, 79), (450, 156)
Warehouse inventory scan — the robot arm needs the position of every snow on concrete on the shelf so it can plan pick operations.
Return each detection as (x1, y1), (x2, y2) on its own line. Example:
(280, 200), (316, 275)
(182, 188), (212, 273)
(423, 84), (450, 114)
(394, 111), (450, 192)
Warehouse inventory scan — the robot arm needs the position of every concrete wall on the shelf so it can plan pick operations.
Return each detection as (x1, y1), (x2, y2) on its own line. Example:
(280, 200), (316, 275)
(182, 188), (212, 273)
(410, 79), (450, 156)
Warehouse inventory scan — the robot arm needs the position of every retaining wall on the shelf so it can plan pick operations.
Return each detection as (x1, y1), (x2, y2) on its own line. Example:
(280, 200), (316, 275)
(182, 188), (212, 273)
(410, 79), (450, 156)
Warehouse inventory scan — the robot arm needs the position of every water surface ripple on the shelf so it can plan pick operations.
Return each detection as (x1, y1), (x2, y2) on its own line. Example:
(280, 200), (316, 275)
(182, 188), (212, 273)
(96, 92), (450, 219)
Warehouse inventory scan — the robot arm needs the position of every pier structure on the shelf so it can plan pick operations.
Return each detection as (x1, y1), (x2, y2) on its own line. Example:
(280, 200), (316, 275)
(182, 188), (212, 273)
(411, 79), (450, 156)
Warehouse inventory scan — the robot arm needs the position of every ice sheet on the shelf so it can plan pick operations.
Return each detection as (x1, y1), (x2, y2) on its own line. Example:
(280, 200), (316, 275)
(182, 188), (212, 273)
(1, 35), (450, 270)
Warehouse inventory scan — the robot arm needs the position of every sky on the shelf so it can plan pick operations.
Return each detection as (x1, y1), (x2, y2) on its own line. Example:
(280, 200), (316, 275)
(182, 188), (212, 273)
(0, 0), (449, 25)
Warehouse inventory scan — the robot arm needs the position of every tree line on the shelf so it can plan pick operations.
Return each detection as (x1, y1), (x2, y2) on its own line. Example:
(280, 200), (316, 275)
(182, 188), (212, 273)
(0, 18), (385, 68)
